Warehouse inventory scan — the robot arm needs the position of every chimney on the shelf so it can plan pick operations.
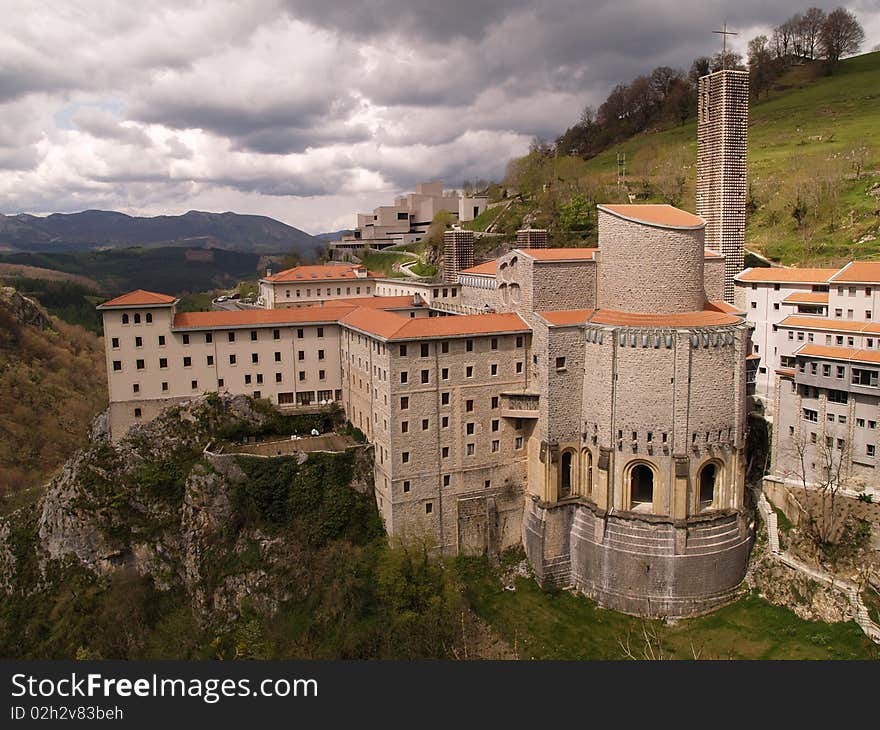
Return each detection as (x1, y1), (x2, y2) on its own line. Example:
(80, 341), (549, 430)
(266, 267), (273, 277)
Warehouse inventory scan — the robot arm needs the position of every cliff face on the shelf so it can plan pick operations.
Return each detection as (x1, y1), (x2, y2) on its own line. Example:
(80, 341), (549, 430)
(2, 394), (379, 629)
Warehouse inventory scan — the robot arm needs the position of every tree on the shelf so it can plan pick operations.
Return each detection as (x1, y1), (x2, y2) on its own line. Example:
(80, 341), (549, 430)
(847, 142), (871, 180)
(819, 7), (864, 67)
(710, 50), (744, 73)
(688, 56), (711, 84)
(748, 34), (775, 99)
(799, 7), (827, 60)
(559, 193), (591, 233)
(648, 66), (683, 103)
(784, 429), (850, 545)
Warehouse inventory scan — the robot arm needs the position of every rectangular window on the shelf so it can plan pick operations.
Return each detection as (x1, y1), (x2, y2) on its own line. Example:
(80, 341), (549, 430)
(492, 419), (499, 432)
(491, 396), (499, 409)
(275, 352), (281, 362)
(136, 358), (145, 370)
(515, 436), (524, 450)
(822, 364), (831, 376)
(297, 328), (304, 338)
(402, 452), (409, 464)
(420, 343), (429, 357)
(276, 372), (282, 383)
(466, 339), (473, 352)
(441, 392), (450, 405)
(183, 356), (192, 367)
(441, 416), (449, 428)
(421, 418), (429, 431)
(317, 327), (324, 338)
(466, 443), (475, 456)
(162, 381), (169, 391)
(251, 353), (259, 364)
(441, 367), (449, 380)
(319, 370), (325, 380)
(318, 349), (325, 360)
(112, 360), (122, 371)
(229, 354), (236, 365)
(207, 355), (214, 366)
(836, 366), (845, 378)
(491, 440), (499, 453)
(425, 502), (433, 514)
(490, 363), (498, 376)
(273, 329), (280, 340)
(182, 334), (189, 345)
(421, 369), (429, 384)
(441, 341), (449, 354)
(852, 369), (878, 387)
(134, 408), (142, 418)
(298, 371), (305, 381)
(465, 366), (473, 378)
(555, 356), (566, 370)
(491, 338), (498, 350)
(802, 408), (818, 422)
(401, 421), (409, 433)
(827, 389), (848, 403)
(228, 331), (235, 342)
(442, 447), (449, 458)
(400, 371), (408, 384)
(868, 445), (876, 457)
(399, 344), (407, 356)
(466, 423), (475, 435)
(516, 335), (523, 347)
(403, 480), (410, 493)
(466, 399), (474, 412)
(135, 336), (143, 347)
(191, 380), (198, 390)
(400, 396), (409, 409)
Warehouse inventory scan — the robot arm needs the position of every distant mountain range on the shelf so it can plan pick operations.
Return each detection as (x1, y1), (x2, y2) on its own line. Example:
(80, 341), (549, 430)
(0, 209), (321, 256)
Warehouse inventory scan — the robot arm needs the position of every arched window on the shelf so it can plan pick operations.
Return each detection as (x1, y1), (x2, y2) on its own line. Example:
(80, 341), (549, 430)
(146, 312), (153, 323)
(121, 313), (129, 325)
(560, 451), (573, 498)
(699, 462), (718, 509)
(134, 313), (141, 324)
(581, 449), (592, 496)
(630, 464), (654, 509)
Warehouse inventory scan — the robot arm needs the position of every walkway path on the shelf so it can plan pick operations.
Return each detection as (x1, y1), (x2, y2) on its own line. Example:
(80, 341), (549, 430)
(758, 493), (880, 643)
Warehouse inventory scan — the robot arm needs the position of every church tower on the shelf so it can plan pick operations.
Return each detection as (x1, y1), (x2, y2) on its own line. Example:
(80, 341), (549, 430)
(696, 69), (749, 303)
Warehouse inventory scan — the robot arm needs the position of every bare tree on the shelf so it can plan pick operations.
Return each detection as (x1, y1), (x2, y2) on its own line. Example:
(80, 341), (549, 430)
(819, 7), (865, 67)
(783, 428), (849, 545)
(748, 34), (775, 99)
(799, 7), (827, 60)
(848, 142), (871, 180)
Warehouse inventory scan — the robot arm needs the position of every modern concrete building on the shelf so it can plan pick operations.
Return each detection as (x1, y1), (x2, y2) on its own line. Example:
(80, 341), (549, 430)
(328, 182), (467, 255)
(101, 202), (754, 617)
(696, 69), (749, 303)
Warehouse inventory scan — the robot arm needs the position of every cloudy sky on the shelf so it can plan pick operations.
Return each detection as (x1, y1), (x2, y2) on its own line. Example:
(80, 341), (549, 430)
(1, 0), (878, 234)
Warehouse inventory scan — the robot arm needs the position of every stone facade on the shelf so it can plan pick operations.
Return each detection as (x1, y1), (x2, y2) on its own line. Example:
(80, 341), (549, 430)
(443, 230), (475, 283)
(99, 202), (753, 617)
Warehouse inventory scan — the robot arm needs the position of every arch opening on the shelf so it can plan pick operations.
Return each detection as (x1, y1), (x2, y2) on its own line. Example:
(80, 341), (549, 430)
(699, 463), (717, 508)
(560, 451), (573, 498)
(630, 464), (654, 510)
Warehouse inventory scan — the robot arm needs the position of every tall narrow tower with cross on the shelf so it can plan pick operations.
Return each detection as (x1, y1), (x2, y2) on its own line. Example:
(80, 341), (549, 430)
(696, 25), (749, 303)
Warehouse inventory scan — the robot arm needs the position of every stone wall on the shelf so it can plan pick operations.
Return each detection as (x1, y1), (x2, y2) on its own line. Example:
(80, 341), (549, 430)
(597, 210), (706, 313)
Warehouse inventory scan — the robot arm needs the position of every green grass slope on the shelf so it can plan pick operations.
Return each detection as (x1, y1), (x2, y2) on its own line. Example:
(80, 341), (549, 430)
(529, 52), (880, 266)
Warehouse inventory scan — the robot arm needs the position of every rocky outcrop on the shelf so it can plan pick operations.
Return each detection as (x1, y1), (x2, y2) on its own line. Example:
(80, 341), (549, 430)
(0, 393), (371, 626)
(0, 286), (51, 330)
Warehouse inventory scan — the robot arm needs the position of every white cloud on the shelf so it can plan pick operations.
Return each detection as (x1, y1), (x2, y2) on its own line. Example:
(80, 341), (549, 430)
(0, 0), (877, 232)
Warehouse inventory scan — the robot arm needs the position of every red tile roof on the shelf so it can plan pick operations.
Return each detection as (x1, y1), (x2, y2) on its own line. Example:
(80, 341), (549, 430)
(539, 309), (595, 326)
(266, 264), (378, 282)
(796, 344), (880, 364)
(830, 261), (880, 283)
(782, 291), (829, 304)
(776, 368), (796, 377)
(98, 289), (177, 308)
(735, 267), (836, 283)
(704, 250), (724, 258)
(538, 304), (742, 328)
(519, 247), (599, 262)
(326, 295), (424, 309)
(598, 204), (705, 229)
(706, 300), (744, 314)
(590, 308), (740, 327)
(778, 315), (880, 334)
(459, 260), (497, 276)
(340, 308), (529, 341)
(173, 306), (357, 330)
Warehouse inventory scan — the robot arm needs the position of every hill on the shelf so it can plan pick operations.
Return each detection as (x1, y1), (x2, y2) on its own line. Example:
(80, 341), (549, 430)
(490, 52), (880, 266)
(0, 209), (321, 257)
(0, 288), (106, 498)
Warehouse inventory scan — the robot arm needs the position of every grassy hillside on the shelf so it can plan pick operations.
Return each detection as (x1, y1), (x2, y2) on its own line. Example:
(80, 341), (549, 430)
(499, 52), (880, 266)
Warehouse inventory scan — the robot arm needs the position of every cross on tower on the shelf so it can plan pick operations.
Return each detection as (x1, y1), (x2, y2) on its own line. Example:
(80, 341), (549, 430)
(712, 22), (738, 70)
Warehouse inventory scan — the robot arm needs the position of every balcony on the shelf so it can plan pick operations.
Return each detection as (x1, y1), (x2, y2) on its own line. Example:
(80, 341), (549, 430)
(501, 390), (539, 418)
